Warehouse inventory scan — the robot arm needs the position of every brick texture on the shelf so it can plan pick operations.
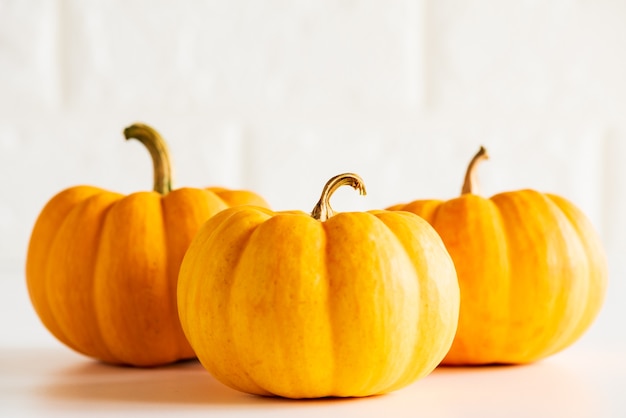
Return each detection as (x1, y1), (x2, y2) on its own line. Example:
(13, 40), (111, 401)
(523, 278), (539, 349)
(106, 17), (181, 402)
(1, 1), (625, 346)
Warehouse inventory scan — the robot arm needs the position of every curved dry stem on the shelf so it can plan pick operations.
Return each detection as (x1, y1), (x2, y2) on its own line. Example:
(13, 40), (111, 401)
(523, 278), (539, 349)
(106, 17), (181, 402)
(461, 146), (489, 195)
(124, 123), (173, 195)
(311, 173), (367, 221)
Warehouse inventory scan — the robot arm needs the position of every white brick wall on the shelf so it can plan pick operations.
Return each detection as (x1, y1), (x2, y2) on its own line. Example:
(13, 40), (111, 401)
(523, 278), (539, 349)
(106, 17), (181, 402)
(2, 0), (626, 345)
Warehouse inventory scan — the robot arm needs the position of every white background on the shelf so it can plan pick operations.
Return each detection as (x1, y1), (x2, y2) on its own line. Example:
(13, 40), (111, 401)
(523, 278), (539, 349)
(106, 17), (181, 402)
(1, 0), (626, 416)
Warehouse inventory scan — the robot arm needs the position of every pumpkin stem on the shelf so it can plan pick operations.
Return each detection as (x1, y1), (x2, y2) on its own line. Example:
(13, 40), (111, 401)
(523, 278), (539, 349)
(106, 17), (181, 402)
(311, 173), (367, 221)
(123, 123), (173, 195)
(461, 146), (489, 195)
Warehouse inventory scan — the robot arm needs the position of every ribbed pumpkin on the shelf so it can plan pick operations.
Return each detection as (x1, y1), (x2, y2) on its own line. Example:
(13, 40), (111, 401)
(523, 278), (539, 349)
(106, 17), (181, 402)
(388, 147), (608, 365)
(178, 173), (460, 398)
(26, 123), (269, 367)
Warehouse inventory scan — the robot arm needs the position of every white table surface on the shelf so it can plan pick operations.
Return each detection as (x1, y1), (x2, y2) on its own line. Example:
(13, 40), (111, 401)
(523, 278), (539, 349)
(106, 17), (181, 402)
(3, 340), (625, 417)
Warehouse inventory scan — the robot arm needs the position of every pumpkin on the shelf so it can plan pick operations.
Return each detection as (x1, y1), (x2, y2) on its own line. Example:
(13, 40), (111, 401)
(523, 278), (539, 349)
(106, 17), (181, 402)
(177, 173), (460, 398)
(26, 123), (270, 367)
(388, 146), (608, 365)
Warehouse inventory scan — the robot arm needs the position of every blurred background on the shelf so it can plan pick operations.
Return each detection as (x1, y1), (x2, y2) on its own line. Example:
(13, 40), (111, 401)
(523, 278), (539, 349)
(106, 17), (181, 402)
(1, 0), (625, 349)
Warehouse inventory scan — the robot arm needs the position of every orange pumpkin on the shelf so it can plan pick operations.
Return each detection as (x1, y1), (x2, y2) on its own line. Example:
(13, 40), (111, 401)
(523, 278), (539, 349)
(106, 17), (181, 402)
(178, 173), (460, 398)
(388, 147), (608, 365)
(26, 123), (269, 367)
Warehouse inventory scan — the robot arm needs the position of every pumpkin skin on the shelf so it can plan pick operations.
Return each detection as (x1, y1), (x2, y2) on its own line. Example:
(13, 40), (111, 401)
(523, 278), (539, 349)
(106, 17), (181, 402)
(178, 173), (460, 398)
(25, 123), (270, 367)
(388, 147), (608, 365)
